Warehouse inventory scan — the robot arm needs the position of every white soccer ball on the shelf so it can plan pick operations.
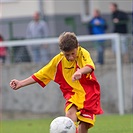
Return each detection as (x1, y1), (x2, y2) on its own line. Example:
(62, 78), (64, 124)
(50, 116), (76, 133)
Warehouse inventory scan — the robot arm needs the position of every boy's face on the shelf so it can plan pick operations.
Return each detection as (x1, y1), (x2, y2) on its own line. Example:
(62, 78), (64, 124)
(62, 48), (78, 62)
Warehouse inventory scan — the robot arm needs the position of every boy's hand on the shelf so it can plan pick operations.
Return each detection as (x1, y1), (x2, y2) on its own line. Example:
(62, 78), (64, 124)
(72, 69), (82, 81)
(10, 79), (22, 90)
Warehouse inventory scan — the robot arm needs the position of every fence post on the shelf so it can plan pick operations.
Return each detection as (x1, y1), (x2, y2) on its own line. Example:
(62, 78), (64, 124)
(115, 34), (124, 115)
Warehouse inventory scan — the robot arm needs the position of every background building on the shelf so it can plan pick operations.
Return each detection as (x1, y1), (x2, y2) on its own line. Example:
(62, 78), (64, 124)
(0, 0), (132, 40)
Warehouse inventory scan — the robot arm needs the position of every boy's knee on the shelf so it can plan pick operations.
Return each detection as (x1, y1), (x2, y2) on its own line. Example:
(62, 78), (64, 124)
(66, 108), (76, 118)
(66, 105), (77, 122)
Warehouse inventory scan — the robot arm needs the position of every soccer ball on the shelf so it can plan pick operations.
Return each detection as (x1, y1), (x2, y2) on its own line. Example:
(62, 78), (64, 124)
(50, 116), (76, 133)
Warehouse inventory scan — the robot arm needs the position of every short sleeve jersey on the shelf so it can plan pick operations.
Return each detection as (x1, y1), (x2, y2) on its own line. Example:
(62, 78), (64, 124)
(32, 46), (103, 114)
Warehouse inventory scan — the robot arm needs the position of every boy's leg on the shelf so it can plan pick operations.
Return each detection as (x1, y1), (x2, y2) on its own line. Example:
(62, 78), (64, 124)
(65, 104), (78, 132)
(78, 121), (89, 133)
(76, 110), (96, 133)
(65, 104), (78, 122)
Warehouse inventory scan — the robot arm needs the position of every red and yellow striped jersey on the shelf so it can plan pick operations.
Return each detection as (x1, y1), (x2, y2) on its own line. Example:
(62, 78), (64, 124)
(32, 46), (103, 115)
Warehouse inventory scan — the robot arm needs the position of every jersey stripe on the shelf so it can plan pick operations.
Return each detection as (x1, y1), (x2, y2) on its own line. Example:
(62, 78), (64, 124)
(32, 75), (46, 87)
(54, 61), (75, 100)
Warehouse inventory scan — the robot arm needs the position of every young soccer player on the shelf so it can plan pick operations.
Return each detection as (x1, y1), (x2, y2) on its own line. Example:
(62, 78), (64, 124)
(10, 32), (103, 133)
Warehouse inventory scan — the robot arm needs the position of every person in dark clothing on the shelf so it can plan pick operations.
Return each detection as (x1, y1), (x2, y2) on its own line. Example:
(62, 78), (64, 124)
(110, 3), (128, 34)
(110, 3), (129, 63)
(88, 9), (107, 65)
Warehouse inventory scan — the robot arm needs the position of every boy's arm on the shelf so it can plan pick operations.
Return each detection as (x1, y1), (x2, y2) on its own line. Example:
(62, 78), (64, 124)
(10, 76), (36, 90)
(72, 66), (92, 81)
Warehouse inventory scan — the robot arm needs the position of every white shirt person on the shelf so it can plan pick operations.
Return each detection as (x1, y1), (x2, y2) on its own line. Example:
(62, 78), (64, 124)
(26, 12), (50, 63)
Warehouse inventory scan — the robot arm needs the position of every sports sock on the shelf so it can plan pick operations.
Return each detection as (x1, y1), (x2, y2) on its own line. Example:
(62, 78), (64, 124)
(76, 128), (78, 133)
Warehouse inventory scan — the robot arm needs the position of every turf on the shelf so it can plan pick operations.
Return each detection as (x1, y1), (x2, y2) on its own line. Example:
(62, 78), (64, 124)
(1, 114), (132, 133)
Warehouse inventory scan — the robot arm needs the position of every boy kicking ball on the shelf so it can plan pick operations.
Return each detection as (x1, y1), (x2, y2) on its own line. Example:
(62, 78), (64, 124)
(10, 32), (103, 133)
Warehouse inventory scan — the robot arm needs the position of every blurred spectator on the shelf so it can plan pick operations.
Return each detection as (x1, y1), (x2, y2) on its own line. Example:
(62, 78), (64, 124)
(26, 11), (50, 63)
(110, 3), (129, 63)
(0, 34), (7, 63)
(88, 9), (107, 65)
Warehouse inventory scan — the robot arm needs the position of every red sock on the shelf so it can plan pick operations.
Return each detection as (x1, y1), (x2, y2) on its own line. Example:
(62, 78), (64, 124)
(76, 128), (78, 133)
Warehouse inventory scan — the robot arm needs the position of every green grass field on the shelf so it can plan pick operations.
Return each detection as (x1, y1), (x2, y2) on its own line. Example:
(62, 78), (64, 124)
(1, 114), (133, 133)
